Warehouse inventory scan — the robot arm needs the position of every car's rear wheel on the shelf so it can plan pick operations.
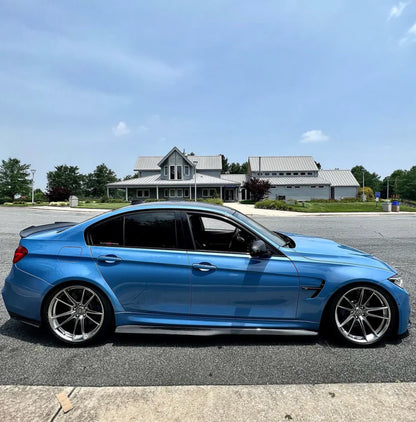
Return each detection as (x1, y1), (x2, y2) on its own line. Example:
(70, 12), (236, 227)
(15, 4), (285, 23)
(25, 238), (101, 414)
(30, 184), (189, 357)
(44, 284), (112, 345)
(329, 284), (397, 346)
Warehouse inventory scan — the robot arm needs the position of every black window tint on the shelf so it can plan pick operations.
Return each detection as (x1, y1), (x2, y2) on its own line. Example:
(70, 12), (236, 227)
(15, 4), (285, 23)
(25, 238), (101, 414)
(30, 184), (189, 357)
(125, 212), (177, 249)
(88, 216), (124, 246)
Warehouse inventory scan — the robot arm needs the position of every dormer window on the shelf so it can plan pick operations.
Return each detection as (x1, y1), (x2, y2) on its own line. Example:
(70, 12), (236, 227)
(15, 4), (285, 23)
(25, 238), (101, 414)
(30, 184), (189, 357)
(177, 166), (182, 180)
(170, 166), (175, 180)
(164, 166), (168, 176)
(184, 165), (190, 176)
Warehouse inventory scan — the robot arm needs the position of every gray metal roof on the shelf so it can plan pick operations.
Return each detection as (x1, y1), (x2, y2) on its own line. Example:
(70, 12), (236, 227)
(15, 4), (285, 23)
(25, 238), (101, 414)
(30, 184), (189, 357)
(249, 156), (318, 172)
(134, 154), (222, 171)
(220, 174), (248, 184)
(107, 173), (238, 188)
(319, 170), (360, 187)
(265, 176), (330, 186)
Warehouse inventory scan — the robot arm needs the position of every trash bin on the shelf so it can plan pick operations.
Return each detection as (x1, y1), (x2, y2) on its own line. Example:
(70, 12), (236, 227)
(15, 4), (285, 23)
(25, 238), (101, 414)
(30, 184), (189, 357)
(69, 195), (79, 207)
(391, 201), (400, 212)
(381, 202), (391, 212)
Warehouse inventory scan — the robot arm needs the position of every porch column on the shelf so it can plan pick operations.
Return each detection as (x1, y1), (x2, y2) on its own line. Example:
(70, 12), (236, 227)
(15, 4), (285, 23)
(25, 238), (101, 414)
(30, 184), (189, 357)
(107, 187), (110, 198)
(156, 186), (159, 199)
(220, 186), (223, 200)
(125, 188), (128, 201)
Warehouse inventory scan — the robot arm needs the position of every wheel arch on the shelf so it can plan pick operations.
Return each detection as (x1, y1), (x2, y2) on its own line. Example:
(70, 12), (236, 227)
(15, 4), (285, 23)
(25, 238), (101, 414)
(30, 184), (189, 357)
(319, 280), (399, 335)
(40, 279), (116, 328)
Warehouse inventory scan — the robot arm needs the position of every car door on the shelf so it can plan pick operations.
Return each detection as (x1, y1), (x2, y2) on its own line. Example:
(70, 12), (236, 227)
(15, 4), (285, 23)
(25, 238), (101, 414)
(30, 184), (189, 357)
(87, 210), (191, 315)
(185, 212), (300, 320)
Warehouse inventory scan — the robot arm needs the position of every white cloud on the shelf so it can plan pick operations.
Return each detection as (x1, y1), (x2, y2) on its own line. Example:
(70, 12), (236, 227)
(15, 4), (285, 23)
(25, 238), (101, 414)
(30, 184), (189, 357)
(112, 121), (130, 137)
(388, 2), (410, 20)
(399, 22), (416, 45)
(300, 130), (330, 144)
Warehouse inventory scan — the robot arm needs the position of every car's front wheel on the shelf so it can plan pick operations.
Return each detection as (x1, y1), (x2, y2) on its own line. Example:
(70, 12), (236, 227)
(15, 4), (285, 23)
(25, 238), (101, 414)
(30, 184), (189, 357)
(328, 284), (397, 346)
(44, 283), (113, 345)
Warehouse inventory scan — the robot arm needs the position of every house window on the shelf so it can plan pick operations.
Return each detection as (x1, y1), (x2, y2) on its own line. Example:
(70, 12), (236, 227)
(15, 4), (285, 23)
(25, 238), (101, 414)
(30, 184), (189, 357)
(308, 172), (313, 176)
(295, 186), (300, 189)
(184, 165), (190, 176)
(177, 166), (182, 180)
(286, 186), (292, 189)
(184, 189), (189, 197)
(272, 172), (277, 176)
(311, 186), (316, 188)
(170, 166), (175, 180)
(209, 189), (216, 197)
(202, 189), (209, 197)
(164, 166), (168, 176)
(164, 189), (169, 197)
(265, 172), (270, 176)
(279, 172), (284, 176)
(319, 186), (324, 188)
(177, 189), (183, 197)
(169, 189), (176, 197)
(136, 189), (150, 198)
(286, 172), (291, 176)
(301, 172), (305, 175)
(293, 172), (299, 175)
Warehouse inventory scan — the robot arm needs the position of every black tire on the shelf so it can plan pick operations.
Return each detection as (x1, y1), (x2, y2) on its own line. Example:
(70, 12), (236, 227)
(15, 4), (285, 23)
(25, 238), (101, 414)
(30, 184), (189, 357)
(327, 283), (397, 346)
(43, 283), (113, 345)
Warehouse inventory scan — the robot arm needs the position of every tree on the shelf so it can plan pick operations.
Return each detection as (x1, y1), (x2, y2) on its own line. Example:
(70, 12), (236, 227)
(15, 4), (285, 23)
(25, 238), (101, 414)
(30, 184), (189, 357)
(47, 165), (84, 200)
(83, 164), (118, 198)
(351, 165), (382, 193)
(0, 158), (31, 201)
(243, 177), (271, 202)
(221, 155), (229, 173)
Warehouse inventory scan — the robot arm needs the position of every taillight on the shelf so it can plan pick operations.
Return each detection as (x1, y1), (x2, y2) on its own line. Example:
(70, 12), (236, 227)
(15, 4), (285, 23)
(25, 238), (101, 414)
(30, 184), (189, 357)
(13, 246), (28, 264)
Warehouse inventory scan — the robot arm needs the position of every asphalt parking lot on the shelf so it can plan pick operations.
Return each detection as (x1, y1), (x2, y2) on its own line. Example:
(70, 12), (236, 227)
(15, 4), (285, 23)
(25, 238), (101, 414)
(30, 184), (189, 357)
(0, 207), (415, 387)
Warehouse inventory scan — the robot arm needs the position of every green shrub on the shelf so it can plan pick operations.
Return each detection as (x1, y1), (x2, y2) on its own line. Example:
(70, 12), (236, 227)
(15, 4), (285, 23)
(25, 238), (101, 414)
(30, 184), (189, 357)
(144, 198), (167, 203)
(197, 198), (223, 205)
(255, 199), (295, 211)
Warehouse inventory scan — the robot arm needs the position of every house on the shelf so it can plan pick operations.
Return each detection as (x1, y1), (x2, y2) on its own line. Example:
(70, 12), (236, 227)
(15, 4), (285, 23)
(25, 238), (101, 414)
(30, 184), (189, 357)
(106, 148), (359, 202)
(106, 147), (240, 201)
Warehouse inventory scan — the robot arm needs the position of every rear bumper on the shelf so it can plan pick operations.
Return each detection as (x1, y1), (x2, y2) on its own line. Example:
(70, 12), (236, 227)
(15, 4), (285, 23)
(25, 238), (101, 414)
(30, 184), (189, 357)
(2, 267), (51, 323)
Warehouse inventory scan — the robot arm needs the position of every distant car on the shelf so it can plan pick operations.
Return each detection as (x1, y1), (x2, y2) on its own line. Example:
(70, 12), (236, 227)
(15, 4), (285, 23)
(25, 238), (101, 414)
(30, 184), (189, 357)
(2, 202), (410, 346)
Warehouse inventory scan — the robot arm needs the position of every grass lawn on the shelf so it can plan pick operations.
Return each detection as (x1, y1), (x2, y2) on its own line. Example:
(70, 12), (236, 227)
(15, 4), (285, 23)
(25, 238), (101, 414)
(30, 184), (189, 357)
(290, 201), (416, 213)
(75, 202), (129, 209)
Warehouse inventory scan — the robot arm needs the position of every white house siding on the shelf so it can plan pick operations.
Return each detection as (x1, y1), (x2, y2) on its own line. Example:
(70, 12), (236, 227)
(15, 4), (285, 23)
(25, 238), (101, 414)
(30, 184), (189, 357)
(333, 186), (358, 200)
(200, 169), (221, 178)
(269, 185), (330, 201)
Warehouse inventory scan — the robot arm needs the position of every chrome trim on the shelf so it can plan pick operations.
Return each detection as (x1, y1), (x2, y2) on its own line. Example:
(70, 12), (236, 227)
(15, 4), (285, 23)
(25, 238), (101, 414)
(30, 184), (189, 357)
(115, 325), (318, 337)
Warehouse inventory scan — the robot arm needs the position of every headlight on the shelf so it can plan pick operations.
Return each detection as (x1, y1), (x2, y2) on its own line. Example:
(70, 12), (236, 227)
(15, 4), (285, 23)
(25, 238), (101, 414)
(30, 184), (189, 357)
(388, 274), (404, 288)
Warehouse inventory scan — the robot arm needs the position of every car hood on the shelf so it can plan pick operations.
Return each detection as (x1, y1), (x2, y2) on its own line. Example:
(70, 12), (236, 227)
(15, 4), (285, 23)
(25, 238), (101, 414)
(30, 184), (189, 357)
(281, 233), (394, 272)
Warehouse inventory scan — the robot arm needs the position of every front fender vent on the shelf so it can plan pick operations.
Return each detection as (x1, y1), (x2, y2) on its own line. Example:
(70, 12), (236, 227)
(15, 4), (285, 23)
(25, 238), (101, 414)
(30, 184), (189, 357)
(301, 280), (325, 298)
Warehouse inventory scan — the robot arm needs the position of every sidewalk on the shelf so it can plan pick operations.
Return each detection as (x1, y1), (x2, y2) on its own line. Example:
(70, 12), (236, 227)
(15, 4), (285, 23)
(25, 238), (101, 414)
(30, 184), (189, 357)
(1, 383), (415, 422)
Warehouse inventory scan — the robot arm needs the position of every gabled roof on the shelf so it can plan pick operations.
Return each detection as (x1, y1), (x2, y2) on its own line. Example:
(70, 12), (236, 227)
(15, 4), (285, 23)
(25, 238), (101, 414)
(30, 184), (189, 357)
(319, 170), (360, 187)
(249, 156), (318, 172)
(156, 146), (195, 168)
(134, 152), (222, 171)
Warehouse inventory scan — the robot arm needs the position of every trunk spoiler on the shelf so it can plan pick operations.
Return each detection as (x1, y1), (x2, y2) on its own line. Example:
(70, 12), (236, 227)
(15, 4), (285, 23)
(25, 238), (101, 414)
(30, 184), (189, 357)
(20, 222), (77, 238)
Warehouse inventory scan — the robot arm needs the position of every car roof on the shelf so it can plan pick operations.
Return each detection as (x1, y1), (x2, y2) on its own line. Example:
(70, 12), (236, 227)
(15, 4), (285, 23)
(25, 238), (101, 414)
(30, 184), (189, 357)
(120, 201), (237, 215)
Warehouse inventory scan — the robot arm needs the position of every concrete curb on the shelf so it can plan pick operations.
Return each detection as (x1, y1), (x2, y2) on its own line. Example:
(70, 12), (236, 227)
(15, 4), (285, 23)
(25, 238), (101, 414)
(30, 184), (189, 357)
(1, 383), (415, 422)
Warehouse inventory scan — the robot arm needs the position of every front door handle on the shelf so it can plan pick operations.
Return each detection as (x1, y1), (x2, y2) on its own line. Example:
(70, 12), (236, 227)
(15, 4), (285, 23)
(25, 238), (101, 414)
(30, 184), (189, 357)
(192, 262), (217, 272)
(97, 255), (122, 264)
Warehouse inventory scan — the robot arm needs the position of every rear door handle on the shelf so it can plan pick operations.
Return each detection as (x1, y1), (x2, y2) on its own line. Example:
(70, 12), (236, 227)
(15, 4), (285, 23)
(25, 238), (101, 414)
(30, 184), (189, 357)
(192, 262), (217, 272)
(97, 255), (122, 264)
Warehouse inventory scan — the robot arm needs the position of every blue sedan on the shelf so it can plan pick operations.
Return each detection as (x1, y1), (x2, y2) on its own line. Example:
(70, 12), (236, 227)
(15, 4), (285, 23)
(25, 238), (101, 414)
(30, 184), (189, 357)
(2, 202), (410, 346)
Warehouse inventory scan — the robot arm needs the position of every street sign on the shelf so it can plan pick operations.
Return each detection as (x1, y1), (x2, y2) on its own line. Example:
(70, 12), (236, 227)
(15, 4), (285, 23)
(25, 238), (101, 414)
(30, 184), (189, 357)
(375, 192), (381, 198)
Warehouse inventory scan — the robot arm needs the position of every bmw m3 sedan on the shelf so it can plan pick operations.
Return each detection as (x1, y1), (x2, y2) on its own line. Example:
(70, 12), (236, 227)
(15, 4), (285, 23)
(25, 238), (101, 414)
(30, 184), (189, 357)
(2, 202), (410, 346)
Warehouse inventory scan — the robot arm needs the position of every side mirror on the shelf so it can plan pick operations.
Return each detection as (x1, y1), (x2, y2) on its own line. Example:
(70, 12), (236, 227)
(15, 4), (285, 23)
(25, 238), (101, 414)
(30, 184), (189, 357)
(250, 240), (271, 258)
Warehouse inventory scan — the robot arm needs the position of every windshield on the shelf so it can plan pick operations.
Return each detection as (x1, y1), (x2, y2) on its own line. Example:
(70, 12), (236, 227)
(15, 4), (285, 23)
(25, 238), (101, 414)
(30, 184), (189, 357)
(232, 210), (286, 247)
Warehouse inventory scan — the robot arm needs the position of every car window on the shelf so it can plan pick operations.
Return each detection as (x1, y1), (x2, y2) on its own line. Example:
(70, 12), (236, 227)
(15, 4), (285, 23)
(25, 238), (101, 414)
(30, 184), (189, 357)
(188, 213), (255, 254)
(86, 211), (179, 249)
(87, 216), (124, 246)
(125, 212), (177, 249)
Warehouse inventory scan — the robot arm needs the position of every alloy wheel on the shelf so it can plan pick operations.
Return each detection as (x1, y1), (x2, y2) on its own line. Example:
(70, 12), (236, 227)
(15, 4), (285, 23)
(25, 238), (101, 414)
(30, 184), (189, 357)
(47, 285), (105, 344)
(334, 286), (392, 345)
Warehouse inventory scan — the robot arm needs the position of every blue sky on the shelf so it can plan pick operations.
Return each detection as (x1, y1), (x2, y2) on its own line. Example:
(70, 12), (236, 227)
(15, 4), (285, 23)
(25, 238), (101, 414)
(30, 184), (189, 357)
(1, 0), (415, 189)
